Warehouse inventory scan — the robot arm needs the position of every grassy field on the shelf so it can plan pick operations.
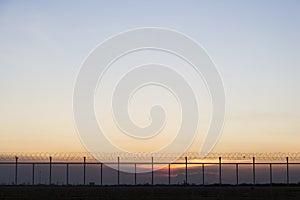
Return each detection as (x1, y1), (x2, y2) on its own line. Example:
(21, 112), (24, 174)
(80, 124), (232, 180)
(0, 186), (300, 200)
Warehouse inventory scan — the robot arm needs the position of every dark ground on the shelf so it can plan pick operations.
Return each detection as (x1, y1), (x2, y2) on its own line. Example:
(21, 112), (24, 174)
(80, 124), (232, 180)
(0, 185), (300, 200)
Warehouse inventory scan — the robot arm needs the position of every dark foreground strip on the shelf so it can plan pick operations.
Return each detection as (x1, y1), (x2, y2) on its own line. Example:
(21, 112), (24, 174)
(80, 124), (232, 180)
(0, 186), (300, 200)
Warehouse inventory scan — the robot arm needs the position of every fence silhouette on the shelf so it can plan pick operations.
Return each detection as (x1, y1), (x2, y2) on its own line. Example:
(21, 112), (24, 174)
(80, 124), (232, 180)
(0, 152), (299, 186)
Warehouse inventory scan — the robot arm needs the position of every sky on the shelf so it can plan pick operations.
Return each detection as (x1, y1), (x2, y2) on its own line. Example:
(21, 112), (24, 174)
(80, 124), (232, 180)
(0, 0), (300, 154)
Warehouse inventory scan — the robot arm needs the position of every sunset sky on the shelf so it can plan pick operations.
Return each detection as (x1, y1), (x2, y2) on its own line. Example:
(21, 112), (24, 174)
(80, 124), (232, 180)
(0, 0), (300, 154)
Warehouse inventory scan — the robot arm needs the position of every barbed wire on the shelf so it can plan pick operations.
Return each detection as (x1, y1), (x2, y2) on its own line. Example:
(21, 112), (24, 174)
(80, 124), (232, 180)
(0, 152), (299, 162)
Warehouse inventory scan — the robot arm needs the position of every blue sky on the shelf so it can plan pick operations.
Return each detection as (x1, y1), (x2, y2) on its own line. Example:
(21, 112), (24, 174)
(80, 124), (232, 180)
(0, 0), (300, 153)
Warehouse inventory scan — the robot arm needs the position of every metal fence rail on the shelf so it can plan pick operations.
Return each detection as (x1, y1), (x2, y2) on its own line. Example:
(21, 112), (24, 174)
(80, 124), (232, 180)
(1, 156), (299, 186)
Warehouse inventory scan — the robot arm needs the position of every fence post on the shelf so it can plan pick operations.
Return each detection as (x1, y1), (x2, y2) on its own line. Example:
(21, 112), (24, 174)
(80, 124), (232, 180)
(66, 163), (69, 185)
(151, 157), (154, 185)
(134, 163), (137, 185)
(83, 157), (86, 185)
(117, 157), (120, 185)
(168, 164), (171, 185)
(236, 163), (239, 185)
(32, 163), (35, 185)
(202, 163), (205, 185)
(49, 156), (52, 185)
(253, 157), (256, 185)
(270, 163), (272, 186)
(15, 156), (18, 185)
(219, 157), (222, 185)
(100, 163), (103, 186)
(185, 157), (188, 185)
(286, 157), (289, 185)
